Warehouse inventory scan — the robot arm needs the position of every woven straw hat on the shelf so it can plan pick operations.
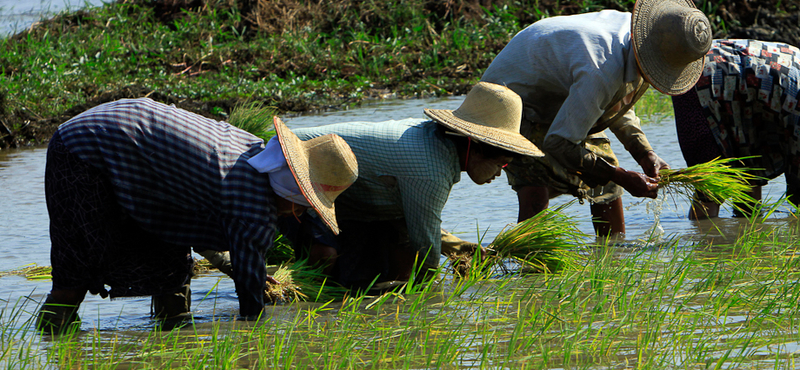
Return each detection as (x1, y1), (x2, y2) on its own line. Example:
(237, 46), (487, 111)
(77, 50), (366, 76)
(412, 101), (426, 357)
(274, 116), (358, 235)
(424, 82), (544, 157)
(631, 0), (712, 95)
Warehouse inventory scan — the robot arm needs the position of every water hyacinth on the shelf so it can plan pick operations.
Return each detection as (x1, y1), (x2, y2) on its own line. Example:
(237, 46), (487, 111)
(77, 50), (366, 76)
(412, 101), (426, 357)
(487, 204), (585, 274)
(658, 156), (761, 210)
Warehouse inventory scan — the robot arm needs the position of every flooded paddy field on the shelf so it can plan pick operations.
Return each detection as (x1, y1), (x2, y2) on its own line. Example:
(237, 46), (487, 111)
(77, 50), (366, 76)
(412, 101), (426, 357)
(2, 96), (799, 369)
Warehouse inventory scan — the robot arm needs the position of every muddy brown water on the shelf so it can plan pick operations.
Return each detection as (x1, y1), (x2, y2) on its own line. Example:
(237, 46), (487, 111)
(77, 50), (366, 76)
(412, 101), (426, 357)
(0, 95), (794, 333)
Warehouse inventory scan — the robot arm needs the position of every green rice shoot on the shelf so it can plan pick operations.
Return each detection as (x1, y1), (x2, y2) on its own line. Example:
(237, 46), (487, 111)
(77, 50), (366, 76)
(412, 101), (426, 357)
(265, 260), (350, 304)
(487, 204), (585, 274)
(0, 263), (53, 280)
(658, 156), (761, 210)
(227, 101), (278, 141)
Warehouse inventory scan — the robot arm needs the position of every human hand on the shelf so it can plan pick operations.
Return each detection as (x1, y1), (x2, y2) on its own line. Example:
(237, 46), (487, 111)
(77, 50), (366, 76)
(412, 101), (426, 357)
(195, 248), (233, 277)
(611, 167), (659, 198)
(637, 150), (670, 178)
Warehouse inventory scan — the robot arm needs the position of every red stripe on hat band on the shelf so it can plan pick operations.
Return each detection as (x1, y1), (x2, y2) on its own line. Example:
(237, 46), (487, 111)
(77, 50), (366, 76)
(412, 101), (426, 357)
(316, 183), (349, 192)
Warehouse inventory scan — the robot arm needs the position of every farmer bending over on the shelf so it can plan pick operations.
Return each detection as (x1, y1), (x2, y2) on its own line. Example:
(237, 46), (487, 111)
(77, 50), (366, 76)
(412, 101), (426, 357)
(480, 0), (712, 237)
(672, 39), (800, 218)
(280, 82), (544, 290)
(36, 98), (357, 334)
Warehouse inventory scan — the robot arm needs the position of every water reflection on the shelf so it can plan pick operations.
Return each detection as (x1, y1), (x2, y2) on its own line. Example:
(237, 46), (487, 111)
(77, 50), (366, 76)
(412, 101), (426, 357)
(0, 0), (109, 36)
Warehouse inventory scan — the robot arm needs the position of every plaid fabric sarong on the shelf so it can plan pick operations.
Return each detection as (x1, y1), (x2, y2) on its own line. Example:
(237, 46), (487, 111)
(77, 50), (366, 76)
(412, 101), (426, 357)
(45, 131), (193, 298)
(688, 39), (800, 187)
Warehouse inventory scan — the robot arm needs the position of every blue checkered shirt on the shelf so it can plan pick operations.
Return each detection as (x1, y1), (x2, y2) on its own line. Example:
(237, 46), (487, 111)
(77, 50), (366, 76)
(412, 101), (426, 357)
(57, 98), (276, 316)
(292, 119), (461, 267)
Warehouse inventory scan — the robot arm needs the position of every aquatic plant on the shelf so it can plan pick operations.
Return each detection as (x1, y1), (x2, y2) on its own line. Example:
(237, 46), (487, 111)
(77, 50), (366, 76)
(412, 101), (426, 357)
(0, 263), (52, 280)
(658, 156), (761, 211)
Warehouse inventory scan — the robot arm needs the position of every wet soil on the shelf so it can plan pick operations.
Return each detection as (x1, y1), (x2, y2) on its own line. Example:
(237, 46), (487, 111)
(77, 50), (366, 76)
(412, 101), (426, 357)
(0, 0), (797, 149)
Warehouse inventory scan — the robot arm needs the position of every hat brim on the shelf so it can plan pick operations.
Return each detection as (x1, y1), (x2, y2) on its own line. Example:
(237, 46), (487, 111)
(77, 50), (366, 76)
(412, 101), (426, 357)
(424, 109), (544, 158)
(273, 116), (341, 234)
(631, 0), (706, 95)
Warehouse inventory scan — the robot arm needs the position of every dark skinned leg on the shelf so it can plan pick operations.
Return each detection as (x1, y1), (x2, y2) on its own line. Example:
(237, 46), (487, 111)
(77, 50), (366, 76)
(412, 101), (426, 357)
(732, 186), (762, 218)
(591, 197), (625, 237)
(688, 188), (721, 220)
(789, 185), (800, 209)
(309, 243), (338, 276)
(37, 288), (87, 334)
(517, 185), (549, 222)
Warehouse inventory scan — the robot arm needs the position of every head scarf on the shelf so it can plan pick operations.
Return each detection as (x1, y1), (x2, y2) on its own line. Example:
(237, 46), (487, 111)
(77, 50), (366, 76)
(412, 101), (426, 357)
(246, 137), (312, 207)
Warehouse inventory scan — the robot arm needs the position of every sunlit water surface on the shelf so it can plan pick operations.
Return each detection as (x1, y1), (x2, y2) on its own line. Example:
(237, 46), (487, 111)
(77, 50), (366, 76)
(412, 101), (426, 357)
(0, 0), (108, 36)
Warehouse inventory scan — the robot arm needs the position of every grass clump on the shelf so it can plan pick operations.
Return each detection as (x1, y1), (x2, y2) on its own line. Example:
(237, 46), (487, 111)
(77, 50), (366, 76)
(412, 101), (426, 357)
(266, 260), (350, 304)
(0, 263), (52, 280)
(486, 204), (585, 274)
(226, 100), (277, 141)
(658, 156), (761, 211)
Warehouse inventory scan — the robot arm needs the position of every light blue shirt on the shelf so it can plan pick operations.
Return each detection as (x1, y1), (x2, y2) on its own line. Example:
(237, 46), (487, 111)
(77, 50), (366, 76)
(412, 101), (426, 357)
(481, 10), (640, 144)
(293, 118), (461, 266)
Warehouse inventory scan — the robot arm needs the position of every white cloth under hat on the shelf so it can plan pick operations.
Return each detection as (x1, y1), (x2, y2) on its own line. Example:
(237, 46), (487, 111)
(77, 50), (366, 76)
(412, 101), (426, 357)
(247, 137), (311, 207)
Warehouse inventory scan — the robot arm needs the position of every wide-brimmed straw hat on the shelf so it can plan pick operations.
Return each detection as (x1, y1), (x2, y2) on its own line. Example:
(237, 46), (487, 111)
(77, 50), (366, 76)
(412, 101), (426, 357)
(423, 82), (544, 157)
(273, 116), (358, 234)
(631, 0), (712, 95)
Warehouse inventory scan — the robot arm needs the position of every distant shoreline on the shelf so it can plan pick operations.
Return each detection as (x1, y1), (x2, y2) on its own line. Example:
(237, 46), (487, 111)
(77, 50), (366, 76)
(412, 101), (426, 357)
(1, 0), (797, 149)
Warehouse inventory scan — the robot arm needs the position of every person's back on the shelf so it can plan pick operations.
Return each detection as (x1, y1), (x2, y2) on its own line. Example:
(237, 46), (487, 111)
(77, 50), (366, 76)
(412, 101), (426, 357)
(481, 10), (634, 127)
(292, 118), (460, 237)
(281, 83), (542, 288)
(57, 97), (273, 250)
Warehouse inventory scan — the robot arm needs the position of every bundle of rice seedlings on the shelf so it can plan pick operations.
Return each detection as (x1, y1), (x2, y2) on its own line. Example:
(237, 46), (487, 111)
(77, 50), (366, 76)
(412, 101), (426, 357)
(0, 264), (53, 280)
(264, 260), (350, 304)
(487, 204), (585, 274)
(658, 156), (761, 209)
(227, 101), (277, 141)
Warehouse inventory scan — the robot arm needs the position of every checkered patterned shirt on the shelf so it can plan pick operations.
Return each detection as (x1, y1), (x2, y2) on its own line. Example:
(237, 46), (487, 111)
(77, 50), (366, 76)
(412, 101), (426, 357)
(292, 119), (461, 267)
(57, 98), (276, 315)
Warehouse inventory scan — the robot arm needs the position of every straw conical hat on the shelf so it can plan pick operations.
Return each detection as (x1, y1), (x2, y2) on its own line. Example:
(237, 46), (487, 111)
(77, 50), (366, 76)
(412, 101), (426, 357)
(274, 116), (358, 234)
(423, 82), (544, 157)
(631, 0), (712, 95)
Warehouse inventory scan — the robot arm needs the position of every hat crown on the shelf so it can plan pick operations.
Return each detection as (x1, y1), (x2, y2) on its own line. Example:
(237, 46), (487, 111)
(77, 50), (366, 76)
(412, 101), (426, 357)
(652, 5), (712, 67)
(304, 135), (358, 204)
(452, 82), (523, 135)
(631, 0), (712, 95)
(274, 116), (357, 234)
(422, 82), (544, 157)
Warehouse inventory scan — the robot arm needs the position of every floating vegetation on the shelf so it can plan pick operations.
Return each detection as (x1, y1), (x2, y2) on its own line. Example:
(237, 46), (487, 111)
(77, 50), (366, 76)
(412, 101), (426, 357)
(658, 156), (761, 210)
(0, 264), (53, 280)
(486, 204), (586, 274)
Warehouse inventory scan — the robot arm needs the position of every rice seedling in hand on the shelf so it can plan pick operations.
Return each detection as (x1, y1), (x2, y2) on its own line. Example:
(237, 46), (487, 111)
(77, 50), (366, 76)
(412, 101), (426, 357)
(658, 156), (761, 212)
(487, 204), (585, 274)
